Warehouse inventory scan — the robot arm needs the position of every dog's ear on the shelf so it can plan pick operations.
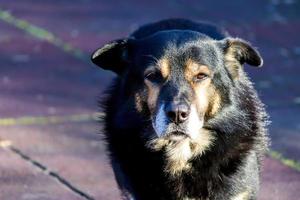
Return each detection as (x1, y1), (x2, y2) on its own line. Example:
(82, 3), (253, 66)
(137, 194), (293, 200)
(91, 39), (130, 75)
(220, 38), (263, 78)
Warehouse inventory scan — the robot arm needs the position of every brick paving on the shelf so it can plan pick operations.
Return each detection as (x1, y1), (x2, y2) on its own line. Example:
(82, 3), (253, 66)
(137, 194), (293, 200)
(0, 0), (299, 199)
(0, 148), (84, 200)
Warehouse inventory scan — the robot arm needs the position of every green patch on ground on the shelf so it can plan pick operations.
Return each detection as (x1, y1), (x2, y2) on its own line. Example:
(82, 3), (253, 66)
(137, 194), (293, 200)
(0, 9), (86, 62)
(268, 150), (300, 172)
(0, 113), (103, 126)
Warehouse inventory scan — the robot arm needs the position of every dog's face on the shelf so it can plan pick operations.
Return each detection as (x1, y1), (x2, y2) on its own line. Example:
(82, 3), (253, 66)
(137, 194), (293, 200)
(92, 30), (262, 174)
(143, 49), (219, 141)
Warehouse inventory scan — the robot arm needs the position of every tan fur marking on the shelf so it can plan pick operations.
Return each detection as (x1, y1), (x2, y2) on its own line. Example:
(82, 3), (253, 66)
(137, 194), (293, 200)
(224, 41), (242, 79)
(159, 58), (170, 79)
(165, 139), (193, 175)
(147, 137), (170, 150)
(232, 191), (249, 200)
(149, 129), (215, 176)
(145, 80), (160, 113)
(134, 93), (143, 112)
(194, 80), (210, 116)
(165, 129), (215, 176)
(206, 86), (221, 117)
(184, 60), (213, 118)
(184, 59), (210, 81)
(186, 65), (221, 118)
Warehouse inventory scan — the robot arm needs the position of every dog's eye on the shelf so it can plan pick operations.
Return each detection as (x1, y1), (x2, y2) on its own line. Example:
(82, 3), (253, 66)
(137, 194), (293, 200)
(144, 71), (163, 82)
(194, 73), (208, 82)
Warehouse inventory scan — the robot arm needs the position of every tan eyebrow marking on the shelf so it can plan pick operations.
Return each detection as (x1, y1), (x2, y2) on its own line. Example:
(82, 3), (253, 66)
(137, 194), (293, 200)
(184, 59), (211, 81)
(159, 58), (170, 79)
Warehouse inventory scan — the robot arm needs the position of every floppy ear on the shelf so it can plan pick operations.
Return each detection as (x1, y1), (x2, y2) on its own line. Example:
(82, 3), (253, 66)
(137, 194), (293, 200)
(221, 38), (263, 78)
(91, 39), (130, 75)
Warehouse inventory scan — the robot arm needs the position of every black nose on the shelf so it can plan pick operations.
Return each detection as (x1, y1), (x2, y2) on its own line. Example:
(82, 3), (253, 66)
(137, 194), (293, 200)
(165, 102), (190, 124)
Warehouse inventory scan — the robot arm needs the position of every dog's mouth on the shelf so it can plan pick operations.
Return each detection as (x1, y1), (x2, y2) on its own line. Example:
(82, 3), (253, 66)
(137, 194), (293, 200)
(165, 131), (189, 141)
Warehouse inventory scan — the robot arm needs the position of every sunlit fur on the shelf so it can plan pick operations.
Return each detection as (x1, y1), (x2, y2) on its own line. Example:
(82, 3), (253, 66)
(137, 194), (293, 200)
(150, 104), (214, 175)
(93, 19), (269, 200)
(149, 128), (215, 176)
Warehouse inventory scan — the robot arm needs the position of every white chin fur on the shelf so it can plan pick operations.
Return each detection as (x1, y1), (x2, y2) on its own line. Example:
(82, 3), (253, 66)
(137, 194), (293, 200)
(151, 104), (212, 175)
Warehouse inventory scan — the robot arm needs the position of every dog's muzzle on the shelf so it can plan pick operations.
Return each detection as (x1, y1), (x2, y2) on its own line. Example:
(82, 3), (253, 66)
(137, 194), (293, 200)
(165, 102), (190, 124)
(152, 103), (203, 139)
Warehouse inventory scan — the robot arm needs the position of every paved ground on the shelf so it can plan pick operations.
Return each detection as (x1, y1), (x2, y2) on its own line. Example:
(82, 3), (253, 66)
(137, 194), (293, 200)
(0, 0), (299, 199)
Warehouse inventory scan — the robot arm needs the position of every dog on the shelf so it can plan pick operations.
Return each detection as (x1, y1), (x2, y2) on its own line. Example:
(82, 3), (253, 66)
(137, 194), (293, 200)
(91, 19), (269, 200)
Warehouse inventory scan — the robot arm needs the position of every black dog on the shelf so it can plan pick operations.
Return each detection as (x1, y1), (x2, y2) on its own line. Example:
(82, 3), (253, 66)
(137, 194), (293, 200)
(91, 19), (269, 200)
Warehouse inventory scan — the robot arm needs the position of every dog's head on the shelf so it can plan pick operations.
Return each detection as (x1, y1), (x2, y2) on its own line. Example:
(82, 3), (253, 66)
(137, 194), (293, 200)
(92, 30), (263, 174)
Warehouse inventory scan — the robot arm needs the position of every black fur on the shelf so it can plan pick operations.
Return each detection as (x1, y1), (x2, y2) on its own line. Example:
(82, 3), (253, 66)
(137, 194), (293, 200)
(92, 19), (269, 200)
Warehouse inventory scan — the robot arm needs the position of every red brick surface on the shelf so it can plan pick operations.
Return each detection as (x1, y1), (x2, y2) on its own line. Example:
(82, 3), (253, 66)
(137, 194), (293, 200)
(0, 148), (83, 200)
(259, 157), (300, 200)
(0, 123), (121, 200)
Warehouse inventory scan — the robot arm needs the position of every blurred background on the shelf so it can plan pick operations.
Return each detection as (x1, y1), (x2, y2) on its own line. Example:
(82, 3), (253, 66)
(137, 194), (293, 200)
(0, 0), (299, 200)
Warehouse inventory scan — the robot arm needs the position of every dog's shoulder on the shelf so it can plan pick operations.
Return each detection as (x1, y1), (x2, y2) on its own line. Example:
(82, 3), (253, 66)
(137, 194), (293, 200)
(130, 18), (227, 40)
